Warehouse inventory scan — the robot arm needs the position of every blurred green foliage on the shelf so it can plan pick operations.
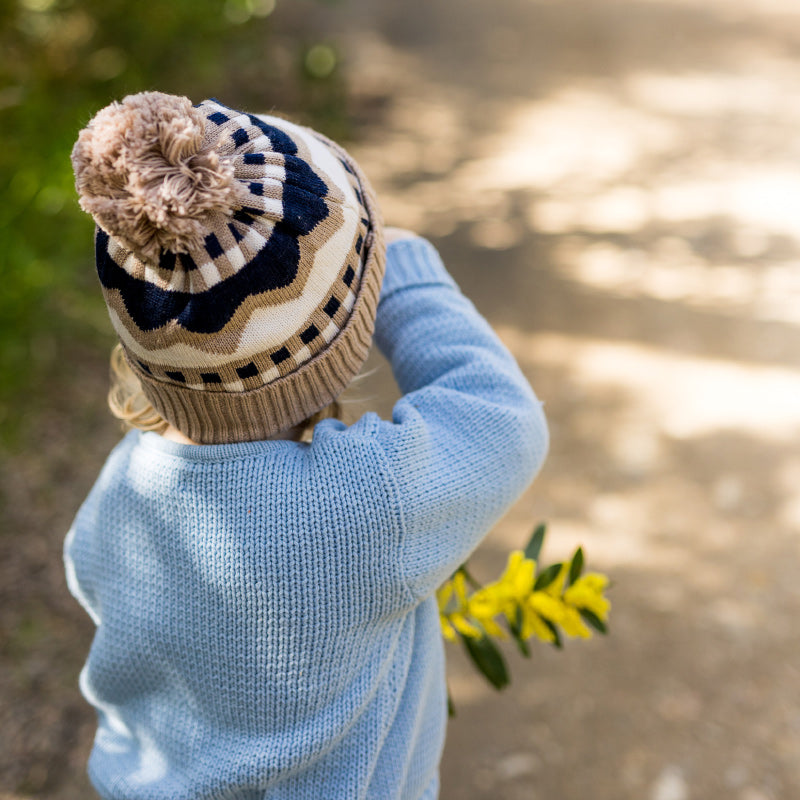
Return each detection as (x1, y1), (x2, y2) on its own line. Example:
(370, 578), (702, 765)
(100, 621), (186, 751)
(0, 0), (347, 448)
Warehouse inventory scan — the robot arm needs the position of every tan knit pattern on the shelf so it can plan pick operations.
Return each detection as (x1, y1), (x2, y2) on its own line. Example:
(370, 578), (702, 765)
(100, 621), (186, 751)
(72, 92), (244, 261)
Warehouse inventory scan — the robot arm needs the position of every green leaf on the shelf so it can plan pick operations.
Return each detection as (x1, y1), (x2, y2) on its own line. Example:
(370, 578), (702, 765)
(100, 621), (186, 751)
(460, 565), (482, 591)
(534, 562), (563, 591)
(568, 547), (584, 586)
(513, 636), (530, 658)
(580, 608), (608, 635)
(524, 522), (547, 562)
(462, 634), (510, 690)
(543, 619), (563, 649)
(447, 690), (456, 718)
(508, 605), (531, 658)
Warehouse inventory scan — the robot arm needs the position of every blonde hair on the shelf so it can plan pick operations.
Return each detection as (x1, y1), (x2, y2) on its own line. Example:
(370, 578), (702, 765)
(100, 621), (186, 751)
(109, 344), (170, 435)
(108, 344), (340, 442)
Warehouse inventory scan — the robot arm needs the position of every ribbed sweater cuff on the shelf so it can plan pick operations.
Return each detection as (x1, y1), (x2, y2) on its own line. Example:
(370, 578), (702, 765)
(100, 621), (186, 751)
(380, 238), (459, 304)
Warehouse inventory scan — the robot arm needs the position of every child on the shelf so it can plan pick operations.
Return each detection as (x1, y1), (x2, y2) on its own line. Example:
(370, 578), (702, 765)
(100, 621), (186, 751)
(64, 91), (548, 799)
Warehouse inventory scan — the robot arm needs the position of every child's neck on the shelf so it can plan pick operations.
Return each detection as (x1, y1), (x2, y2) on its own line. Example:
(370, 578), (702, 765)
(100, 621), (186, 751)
(160, 425), (198, 445)
(160, 423), (304, 445)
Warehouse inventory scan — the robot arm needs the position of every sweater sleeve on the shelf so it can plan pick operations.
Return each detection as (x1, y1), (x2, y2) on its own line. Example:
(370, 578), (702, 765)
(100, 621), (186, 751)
(371, 237), (549, 600)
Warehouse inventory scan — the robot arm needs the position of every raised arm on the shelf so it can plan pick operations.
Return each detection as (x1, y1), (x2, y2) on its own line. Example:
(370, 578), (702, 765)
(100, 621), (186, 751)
(371, 236), (549, 599)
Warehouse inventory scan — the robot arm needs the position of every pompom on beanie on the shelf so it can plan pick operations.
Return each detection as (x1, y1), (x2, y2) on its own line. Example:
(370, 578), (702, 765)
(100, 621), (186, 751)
(72, 91), (385, 443)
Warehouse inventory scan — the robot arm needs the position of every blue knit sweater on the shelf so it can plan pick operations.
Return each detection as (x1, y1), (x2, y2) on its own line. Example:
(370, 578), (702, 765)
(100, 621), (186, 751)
(65, 238), (549, 800)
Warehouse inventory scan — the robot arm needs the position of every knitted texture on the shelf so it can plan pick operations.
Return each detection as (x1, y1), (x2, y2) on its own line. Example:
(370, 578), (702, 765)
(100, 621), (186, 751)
(72, 94), (385, 444)
(64, 239), (549, 800)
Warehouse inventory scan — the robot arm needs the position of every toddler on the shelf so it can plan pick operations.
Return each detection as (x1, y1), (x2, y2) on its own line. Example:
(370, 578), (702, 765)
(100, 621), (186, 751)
(64, 91), (548, 799)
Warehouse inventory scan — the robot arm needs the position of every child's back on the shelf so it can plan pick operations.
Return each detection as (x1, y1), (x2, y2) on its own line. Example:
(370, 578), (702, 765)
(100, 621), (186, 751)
(65, 93), (548, 799)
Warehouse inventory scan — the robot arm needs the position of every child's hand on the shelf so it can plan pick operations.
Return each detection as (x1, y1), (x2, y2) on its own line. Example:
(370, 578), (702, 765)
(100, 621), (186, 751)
(384, 227), (419, 246)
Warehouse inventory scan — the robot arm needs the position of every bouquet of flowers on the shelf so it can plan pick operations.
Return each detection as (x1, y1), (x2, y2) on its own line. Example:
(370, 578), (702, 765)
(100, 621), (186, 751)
(437, 523), (610, 708)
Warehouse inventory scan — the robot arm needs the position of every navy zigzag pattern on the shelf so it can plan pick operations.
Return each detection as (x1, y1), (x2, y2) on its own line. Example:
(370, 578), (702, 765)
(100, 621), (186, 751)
(97, 213), (328, 336)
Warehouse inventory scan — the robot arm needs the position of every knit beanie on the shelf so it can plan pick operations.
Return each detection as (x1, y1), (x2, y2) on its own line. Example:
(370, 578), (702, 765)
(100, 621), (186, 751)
(72, 92), (385, 444)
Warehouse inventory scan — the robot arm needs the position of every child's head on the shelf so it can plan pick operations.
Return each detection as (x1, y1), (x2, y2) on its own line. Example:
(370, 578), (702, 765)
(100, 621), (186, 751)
(72, 91), (384, 444)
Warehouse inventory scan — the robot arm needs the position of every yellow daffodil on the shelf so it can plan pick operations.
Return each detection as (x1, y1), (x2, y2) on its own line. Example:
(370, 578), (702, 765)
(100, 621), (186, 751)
(450, 614), (482, 639)
(527, 590), (566, 625)
(497, 550), (536, 601)
(519, 603), (557, 643)
(437, 580), (458, 641)
(452, 571), (469, 605)
(563, 573), (611, 621)
(467, 586), (507, 638)
(542, 562), (569, 598)
(437, 571), (483, 640)
(437, 524), (611, 707)
(438, 538), (610, 648)
(482, 550), (539, 629)
(559, 606), (592, 639)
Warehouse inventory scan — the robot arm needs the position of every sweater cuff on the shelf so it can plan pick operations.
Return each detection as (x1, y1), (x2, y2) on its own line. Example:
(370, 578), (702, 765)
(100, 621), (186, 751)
(379, 238), (459, 304)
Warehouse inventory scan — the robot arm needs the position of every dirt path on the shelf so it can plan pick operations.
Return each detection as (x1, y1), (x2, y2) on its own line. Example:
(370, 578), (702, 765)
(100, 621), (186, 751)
(334, 2), (800, 798)
(3, 1), (800, 797)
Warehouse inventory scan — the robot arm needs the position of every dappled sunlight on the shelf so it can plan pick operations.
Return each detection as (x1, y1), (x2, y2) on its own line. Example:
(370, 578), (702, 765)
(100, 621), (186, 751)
(355, 59), (800, 346)
(625, 0), (800, 14)
(533, 168), (800, 242)
(456, 89), (679, 193)
(486, 329), (800, 581)
(625, 68), (800, 117)
(501, 329), (800, 441)
(556, 240), (800, 325)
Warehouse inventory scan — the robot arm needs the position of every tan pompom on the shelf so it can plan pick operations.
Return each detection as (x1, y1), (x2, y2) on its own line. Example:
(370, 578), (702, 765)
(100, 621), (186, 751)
(71, 91), (241, 261)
